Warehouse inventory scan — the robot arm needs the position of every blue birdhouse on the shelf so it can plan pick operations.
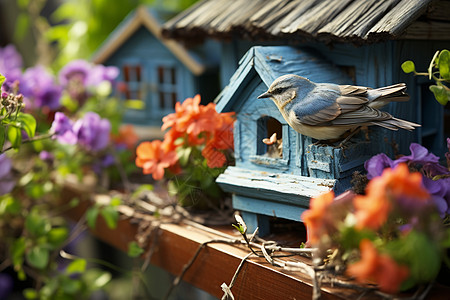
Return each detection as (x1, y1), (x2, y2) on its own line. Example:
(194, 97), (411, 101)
(215, 46), (384, 235)
(162, 0), (450, 159)
(92, 6), (220, 139)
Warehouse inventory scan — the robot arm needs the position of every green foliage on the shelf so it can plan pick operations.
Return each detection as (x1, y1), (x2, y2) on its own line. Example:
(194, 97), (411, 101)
(127, 241), (144, 258)
(402, 49), (450, 105)
(386, 231), (442, 288)
(167, 146), (227, 208)
(86, 197), (120, 230)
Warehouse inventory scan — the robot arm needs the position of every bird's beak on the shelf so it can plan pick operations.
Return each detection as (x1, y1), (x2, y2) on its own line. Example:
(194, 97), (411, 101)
(257, 91), (271, 99)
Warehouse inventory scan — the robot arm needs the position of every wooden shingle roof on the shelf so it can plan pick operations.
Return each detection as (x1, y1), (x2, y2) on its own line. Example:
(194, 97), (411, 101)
(162, 0), (450, 44)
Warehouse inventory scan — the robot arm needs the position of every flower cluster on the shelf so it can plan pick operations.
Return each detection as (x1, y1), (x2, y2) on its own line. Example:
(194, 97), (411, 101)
(50, 112), (111, 152)
(136, 94), (235, 180)
(302, 162), (449, 294)
(0, 45), (119, 111)
(21, 66), (62, 111)
(59, 59), (119, 104)
(365, 141), (450, 216)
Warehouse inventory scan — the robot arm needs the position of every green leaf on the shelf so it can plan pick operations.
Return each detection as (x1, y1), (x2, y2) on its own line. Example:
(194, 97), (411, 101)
(61, 276), (82, 294)
(17, 0), (30, 9)
(25, 210), (51, 237)
(7, 126), (22, 149)
(110, 196), (121, 207)
(401, 61), (416, 74)
(26, 245), (49, 269)
(178, 147), (192, 166)
(438, 49), (450, 80)
(23, 288), (38, 299)
(0, 195), (21, 215)
(48, 227), (69, 247)
(11, 237), (26, 268)
(429, 85), (449, 105)
(387, 231), (441, 284)
(127, 241), (144, 258)
(82, 269), (112, 289)
(100, 206), (119, 229)
(66, 258), (87, 275)
(86, 206), (99, 229)
(17, 113), (37, 138)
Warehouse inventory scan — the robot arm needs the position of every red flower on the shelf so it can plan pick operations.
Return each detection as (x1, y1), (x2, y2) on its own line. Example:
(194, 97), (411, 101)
(347, 239), (409, 294)
(135, 140), (178, 180)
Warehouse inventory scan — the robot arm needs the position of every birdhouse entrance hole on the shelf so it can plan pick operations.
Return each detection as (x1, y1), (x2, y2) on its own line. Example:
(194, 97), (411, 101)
(257, 116), (283, 158)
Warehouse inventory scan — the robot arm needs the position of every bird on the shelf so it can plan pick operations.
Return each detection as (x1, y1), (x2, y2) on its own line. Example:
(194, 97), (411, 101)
(257, 74), (420, 143)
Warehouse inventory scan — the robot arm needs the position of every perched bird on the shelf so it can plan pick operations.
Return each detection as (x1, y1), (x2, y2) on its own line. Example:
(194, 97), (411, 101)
(257, 74), (420, 142)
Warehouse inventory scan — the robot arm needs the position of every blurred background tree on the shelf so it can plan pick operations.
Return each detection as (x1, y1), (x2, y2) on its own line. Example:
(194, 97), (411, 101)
(0, 0), (199, 70)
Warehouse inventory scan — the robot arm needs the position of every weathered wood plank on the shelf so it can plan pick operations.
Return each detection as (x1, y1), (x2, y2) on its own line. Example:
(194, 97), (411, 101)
(216, 166), (335, 205)
(367, 0), (432, 38)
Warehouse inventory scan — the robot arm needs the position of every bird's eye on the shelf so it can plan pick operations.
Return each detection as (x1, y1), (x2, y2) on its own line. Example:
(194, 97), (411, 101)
(271, 87), (285, 95)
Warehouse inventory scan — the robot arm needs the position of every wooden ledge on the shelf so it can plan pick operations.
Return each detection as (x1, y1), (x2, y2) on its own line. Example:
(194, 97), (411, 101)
(65, 188), (450, 300)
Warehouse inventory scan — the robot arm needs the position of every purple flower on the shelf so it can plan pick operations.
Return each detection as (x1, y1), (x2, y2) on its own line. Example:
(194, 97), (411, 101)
(0, 45), (23, 86)
(88, 65), (119, 86)
(73, 112), (111, 151)
(395, 143), (440, 166)
(422, 177), (449, 217)
(39, 150), (55, 162)
(21, 65), (61, 110)
(50, 112), (77, 145)
(0, 154), (15, 195)
(58, 59), (91, 86)
(364, 153), (394, 179)
(365, 142), (450, 218)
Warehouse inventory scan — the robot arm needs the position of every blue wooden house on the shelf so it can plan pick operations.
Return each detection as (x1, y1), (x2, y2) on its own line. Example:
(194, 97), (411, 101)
(162, 0), (450, 233)
(92, 5), (220, 137)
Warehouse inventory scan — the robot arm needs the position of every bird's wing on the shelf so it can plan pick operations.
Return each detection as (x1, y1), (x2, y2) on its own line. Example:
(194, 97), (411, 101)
(295, 101), (342, 125)
(339, 85), (369, 97)
(294, 89), (369, 126)
(330, 105), (393, 126)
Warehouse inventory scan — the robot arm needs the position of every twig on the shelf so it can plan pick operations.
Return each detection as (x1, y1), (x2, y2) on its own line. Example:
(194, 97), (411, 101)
(1, 133), (53, 153)
(163, 238), (242, 300)
(221, 252), (253, 300)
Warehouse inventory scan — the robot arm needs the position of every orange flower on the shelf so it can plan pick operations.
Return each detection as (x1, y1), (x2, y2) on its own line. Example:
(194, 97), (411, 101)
(111, 125), (139, 150)
(353, 179), (391, 230)
(136, 140), (178, 180)
(301, 191), (335, 246)
(354, 163), (430, 230)
(383, 163), (429, 201)
(202, 141), (227, 168)
(347, 239), (409, 294)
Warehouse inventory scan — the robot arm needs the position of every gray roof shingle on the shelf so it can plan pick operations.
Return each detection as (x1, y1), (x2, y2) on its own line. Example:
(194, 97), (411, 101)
(162, 0), (444, 44)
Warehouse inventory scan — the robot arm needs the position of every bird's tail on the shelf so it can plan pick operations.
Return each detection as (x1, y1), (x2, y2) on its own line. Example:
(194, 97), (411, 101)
(373, 117), (420, 131)
(368, 83), (409, 109)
